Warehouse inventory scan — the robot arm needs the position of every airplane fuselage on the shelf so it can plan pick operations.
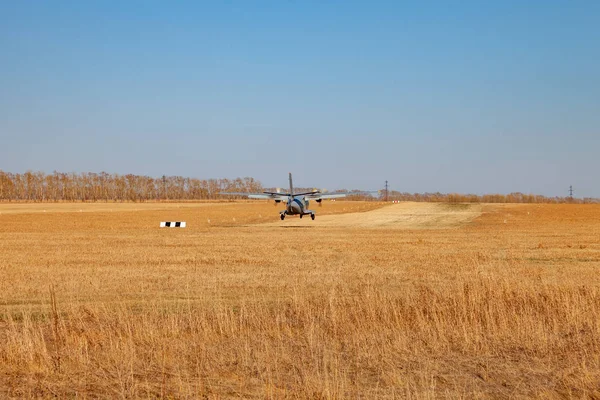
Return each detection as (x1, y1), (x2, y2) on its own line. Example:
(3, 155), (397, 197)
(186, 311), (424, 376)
(285, 196), (310, 215)
(281, 195), (314, 220)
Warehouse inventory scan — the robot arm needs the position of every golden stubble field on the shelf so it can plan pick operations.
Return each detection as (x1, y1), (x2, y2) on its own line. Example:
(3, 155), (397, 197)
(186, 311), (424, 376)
(1, 200), (599, 398)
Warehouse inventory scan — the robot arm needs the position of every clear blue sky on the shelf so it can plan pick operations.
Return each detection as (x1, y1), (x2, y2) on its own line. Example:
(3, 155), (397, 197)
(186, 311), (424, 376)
(1, 1), (599, 196)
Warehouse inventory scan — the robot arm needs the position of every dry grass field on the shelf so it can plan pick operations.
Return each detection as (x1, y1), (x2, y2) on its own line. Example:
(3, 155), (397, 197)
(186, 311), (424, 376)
(1, 200), (600, 398)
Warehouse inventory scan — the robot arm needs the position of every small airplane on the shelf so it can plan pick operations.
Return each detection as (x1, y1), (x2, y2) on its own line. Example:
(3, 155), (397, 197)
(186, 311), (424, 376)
(220, 173), (371, 220)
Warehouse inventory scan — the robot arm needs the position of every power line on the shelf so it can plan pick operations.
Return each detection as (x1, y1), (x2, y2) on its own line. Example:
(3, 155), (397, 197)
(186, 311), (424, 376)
(385, 180), (389, 202)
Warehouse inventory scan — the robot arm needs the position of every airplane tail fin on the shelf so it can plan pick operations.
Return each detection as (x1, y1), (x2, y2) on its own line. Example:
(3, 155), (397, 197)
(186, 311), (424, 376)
(289, 172), (294, 196)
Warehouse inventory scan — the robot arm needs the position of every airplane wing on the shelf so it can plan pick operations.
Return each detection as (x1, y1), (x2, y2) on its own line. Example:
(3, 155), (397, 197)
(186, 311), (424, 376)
(305, 191), (379, 200)
(293, 190), (320, 196)
(262, 191), (292, 196)
(219, 192), (290, 200)
(305, 193), (347, 199)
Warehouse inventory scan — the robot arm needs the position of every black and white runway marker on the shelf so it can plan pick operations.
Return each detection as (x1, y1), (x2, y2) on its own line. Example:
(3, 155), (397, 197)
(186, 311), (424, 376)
(160, 222), (186, 228)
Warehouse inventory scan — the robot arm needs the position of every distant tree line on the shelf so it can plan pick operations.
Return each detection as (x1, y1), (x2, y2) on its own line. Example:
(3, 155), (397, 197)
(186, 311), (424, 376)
(0, 170), (262, 202)
(387, 191), (598, 204)
(0, 170), (596, 203)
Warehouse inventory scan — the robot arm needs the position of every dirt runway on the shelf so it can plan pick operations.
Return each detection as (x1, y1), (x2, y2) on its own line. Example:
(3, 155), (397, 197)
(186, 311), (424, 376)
(262, 202), (483, 229)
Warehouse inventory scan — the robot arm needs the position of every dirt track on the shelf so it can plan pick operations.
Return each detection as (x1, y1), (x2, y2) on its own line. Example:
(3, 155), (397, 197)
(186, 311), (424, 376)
(262, 202), (483, 229)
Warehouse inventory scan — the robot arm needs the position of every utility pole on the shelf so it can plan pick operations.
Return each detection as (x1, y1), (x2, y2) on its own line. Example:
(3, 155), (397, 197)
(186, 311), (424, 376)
(385, 180), (389, 202)
(569, 185), (574, 199)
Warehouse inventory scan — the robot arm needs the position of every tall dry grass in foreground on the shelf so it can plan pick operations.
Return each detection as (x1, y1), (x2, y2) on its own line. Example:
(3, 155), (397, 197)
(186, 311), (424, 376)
(1, 202), (599, 398)
(3, 279), (600, 398)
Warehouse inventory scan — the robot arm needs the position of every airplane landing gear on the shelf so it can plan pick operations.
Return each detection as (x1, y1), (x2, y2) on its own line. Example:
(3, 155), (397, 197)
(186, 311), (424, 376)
(311, 213), (315, 220)
(280, 214), (285, 220)
(299, 214), (303, 219)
